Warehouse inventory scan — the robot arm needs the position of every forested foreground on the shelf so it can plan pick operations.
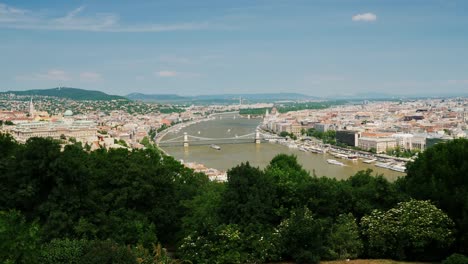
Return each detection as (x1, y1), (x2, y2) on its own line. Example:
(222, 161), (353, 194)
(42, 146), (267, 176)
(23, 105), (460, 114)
(1, 133), (467, 264)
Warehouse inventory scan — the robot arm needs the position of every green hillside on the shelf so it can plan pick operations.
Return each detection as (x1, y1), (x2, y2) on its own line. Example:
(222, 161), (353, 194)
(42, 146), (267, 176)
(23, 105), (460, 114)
(2, 87), (127, 101)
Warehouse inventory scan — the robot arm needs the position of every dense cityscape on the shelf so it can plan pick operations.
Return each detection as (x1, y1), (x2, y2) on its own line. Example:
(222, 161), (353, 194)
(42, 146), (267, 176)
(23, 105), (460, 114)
(2, 1), (468, 264)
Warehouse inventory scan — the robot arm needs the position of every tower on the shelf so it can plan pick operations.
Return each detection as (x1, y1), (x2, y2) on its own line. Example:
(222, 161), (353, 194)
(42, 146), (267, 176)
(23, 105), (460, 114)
(28, 97), (35, 118)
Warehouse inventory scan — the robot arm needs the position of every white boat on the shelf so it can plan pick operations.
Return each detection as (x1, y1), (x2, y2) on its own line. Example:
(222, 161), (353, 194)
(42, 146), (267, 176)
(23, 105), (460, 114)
(390, 164), (406, 172)
(375, 162), (392, 169)
(210, 144), (221, 150)
(362, 159), (377, 164)
(327, 159), (345, 166)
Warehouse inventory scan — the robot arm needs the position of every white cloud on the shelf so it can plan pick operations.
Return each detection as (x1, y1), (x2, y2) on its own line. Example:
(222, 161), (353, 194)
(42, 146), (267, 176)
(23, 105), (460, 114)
(352, 13), (377, 22)
(0, 3), (215, 32)
(79, 72), (102, 82)
(17, 69), (71, 81)
(156, 71), (178, 77)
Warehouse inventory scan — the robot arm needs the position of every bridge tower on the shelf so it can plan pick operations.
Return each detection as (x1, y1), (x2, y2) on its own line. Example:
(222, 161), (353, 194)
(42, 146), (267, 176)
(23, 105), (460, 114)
(255, 130), (261, 144)
(183, 132), (189, 147)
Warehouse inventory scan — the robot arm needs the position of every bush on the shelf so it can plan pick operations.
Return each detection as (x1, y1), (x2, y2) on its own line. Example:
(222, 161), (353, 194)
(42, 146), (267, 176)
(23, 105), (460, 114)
(361, 200), (455, 261)
(41, 239), (87, 264)
(80, 240), (137, 264)
(442, 253), (468, 264)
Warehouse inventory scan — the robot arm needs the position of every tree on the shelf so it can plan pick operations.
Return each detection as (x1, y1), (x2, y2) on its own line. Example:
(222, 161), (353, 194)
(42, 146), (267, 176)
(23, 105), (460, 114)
(0, 210), (41, 264)
(346, 169), (404, 219)
(278, 207), (327, 264)
(361, 200), (455, 261)
(325, 213), (363, 260)
(400, 138), (468, 253)
(220, 162), (276, 229)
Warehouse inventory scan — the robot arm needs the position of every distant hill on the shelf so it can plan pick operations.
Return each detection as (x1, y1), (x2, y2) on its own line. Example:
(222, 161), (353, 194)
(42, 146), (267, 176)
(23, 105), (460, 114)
(126, 93), (188, 101)
(126, 92), (318, 103)
(2, 87), (127, 101)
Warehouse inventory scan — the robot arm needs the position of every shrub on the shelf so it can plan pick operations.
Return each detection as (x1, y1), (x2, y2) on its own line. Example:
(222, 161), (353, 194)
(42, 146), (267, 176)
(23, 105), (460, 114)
(442, 253), (468, 264)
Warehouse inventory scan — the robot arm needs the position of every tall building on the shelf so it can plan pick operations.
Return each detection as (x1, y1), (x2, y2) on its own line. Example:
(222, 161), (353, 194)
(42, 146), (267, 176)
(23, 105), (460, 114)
(28, 98), (35, 118)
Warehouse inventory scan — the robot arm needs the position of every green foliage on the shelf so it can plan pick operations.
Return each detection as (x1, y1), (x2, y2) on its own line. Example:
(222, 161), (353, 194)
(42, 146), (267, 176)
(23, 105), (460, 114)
(278, 207), (327, 264)
(265, 154), (311, 218)
(40, 239), (87, 264)
(325, 213), (363, 260)
(361, 200), (455, 261)
(159, 107), (184, 114)
(178, 224), (246, 264)
(220, 162), (277, 228)
(401, 138), (468, 253)
(279, 131), (297, 140)
(0, 210), (41, 264)
(133, 244), (187, 264)
(306, 129), (336, 144)
(346, 169), (404, 218)
(80, 240), (137, 264)
(239, 108), (270, 115)
(386, 146), (419, 158)
(181, 182), (224, 235)
(276, 101), (346, 113)
(3, 87), (127, 101)
(179, 224), (280, 264)
(0, 120), (14, 126)
(157, 124), (169, 133)
(442, 253), (468, 264)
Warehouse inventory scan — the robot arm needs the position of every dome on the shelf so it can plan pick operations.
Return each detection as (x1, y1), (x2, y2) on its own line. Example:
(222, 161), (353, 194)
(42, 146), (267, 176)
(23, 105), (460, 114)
(64, 110), (73, 116)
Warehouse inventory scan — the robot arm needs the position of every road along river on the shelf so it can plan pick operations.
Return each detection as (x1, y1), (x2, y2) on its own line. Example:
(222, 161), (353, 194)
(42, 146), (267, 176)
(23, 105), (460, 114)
(161, 113), (404, 181)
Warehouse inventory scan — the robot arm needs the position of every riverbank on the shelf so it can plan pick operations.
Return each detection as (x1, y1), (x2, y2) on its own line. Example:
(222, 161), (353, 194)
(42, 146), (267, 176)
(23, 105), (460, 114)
(258, 126), (408, 174)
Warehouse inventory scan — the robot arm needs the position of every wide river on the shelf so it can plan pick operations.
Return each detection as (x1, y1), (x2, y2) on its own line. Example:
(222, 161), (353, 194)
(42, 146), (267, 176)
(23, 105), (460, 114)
(162, 113), (404, 181)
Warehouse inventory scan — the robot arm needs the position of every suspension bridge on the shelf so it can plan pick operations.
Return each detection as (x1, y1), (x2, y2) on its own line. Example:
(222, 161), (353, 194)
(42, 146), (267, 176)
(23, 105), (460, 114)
(157, 130), (282, 147)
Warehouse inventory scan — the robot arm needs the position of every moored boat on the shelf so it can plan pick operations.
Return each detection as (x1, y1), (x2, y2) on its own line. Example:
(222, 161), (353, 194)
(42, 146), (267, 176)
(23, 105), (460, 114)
(327, 159), (345, 166)
(210, 144), (221, 150)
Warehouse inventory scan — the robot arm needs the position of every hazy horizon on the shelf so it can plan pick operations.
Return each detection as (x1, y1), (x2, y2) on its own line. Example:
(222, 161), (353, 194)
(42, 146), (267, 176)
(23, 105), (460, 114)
(1, 0), (467, 96)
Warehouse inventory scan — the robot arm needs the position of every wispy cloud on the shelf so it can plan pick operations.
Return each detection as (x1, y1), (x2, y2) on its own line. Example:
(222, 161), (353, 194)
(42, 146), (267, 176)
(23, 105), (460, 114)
(0, 3), (215, 32)
(17, 69), (71, 81)
(352, 13), (377, 22)
(156, 71), (178, 77)
(79, 72), (102, 82)
(155, 70), (201, 78)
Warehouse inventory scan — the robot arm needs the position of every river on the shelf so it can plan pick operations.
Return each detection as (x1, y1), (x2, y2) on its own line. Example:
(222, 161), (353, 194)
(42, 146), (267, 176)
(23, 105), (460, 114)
(161, 113), (404, 181)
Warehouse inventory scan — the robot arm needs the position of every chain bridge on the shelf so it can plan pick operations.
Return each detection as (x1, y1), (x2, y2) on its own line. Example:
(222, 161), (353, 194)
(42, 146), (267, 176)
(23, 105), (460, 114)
(157, 131), (282, 147)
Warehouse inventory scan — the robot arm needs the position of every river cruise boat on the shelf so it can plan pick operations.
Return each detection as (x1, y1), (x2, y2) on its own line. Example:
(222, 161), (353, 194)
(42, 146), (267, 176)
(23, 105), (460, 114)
(390, 164), (406, 172)
(327, 159), (345, 166)
(375, 162), (392, 169)
(362, 158), (377, 164)
(210, 144), (221, 150)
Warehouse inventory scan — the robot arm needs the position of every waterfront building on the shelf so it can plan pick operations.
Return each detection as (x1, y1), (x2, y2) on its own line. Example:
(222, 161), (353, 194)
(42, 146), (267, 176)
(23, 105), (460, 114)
(358, 137), (397, 153)
(336, 130), (360, 147)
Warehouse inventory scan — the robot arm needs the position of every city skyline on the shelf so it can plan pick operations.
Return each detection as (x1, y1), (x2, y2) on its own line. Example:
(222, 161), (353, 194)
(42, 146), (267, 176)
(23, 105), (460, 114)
(1, 0), (467, 96)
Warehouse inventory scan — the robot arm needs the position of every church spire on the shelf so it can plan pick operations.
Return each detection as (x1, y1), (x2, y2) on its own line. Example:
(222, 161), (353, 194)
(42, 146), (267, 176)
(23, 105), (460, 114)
(29, 97), (35, 118)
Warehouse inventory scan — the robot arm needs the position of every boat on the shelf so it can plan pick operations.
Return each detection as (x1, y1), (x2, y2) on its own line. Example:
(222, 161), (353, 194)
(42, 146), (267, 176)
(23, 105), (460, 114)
(362, 158), (377, 164)
(375, 162), (392, 169)
(327, 159), (345, 166)
(210, 144), (221, 150)
(347, 154), (358, 161)
(390, 164), (406, 172)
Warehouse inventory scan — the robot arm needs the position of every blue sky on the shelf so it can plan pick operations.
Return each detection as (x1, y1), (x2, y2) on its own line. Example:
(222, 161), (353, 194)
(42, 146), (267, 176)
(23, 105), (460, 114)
(0, 0), (467, 96)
